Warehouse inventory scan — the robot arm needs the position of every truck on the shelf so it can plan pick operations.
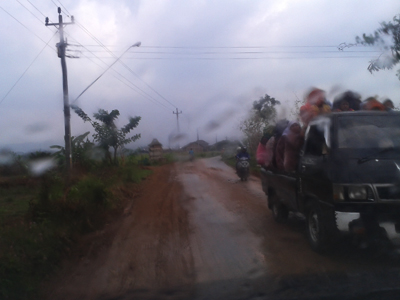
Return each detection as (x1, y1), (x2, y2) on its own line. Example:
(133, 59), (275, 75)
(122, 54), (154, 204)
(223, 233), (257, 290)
(261, 111), (400, 252)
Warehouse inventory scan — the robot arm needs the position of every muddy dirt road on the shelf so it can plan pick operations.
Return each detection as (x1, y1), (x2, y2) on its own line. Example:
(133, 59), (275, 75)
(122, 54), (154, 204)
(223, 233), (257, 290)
(45, 157), (400, 300)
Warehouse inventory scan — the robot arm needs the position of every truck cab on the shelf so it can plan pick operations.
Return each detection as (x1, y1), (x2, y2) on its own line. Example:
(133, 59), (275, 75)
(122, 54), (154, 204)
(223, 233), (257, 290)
(261, 111), (400, 252)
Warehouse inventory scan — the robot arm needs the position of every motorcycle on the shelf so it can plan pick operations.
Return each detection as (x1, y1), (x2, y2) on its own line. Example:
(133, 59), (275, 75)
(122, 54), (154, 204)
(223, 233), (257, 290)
(236, 157), (250, 181)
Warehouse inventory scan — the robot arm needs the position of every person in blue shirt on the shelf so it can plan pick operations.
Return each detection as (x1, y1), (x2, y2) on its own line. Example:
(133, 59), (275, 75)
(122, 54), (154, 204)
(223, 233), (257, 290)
(188, 148), (194, 160)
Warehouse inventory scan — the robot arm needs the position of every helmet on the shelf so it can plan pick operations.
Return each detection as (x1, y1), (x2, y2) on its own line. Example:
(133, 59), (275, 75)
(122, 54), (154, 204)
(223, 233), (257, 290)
(241, 147), (247, 152)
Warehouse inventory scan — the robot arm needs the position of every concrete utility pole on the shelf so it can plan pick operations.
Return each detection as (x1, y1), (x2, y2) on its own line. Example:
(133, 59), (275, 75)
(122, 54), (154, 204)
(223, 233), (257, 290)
(45, 8), (74, 173)
(173, 108), (182, 133)
(173, 108), (182, 149)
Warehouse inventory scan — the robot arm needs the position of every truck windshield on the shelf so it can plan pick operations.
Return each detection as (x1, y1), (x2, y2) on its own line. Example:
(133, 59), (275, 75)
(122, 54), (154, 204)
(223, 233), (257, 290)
(337, 115), (400, 154)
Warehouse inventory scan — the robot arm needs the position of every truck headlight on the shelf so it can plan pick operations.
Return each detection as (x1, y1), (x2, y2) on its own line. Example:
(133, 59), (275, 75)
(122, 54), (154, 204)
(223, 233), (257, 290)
(348, 186), (367, 200)
(333, 185), (374, 202)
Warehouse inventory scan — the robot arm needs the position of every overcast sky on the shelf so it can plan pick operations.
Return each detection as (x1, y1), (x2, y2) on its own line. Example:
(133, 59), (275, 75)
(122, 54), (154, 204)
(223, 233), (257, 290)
(1, 0), (399, 153)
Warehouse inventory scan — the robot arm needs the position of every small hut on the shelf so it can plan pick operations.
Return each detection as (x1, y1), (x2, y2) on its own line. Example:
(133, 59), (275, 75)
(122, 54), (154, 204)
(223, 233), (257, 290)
(148, 139), (163, 161)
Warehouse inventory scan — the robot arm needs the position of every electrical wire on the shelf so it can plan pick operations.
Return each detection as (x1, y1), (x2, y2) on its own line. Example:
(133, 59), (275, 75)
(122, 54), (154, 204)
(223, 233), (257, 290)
(78, 45), (377, 49)
(118, 60), (178, 109)
(74, 21), (179, 109)
(51, 19), (172, 110)
(75, 55), (381, 60)
(76, 22), (176, 108)
(0, 6), (52, 45)
(16, 0), (46, 24)
(18, 0), (58, 33)
(26, 0), (47, 18)
(16, 0), (172, 111)
(57, 0), (72, 17)
(64, 37), (172, 109)
(76, 49), (381, 54)
(64, 25), (173, 109)
(0, 32), (58, 106)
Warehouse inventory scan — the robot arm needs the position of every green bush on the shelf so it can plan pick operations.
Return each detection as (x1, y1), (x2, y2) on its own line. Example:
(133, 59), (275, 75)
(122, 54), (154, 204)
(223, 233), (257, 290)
(68, 177), (109, 207)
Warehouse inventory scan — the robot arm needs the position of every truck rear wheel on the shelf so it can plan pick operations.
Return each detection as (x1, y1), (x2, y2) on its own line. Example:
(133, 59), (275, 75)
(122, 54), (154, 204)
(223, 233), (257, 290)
(306, 201), (335, 253)
(271, 199), (289, 223)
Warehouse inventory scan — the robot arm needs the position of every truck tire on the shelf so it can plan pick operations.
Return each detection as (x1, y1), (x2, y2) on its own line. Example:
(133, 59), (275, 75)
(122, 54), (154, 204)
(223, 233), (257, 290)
(270, 193), (289, 223)
(306, 201), (336, 253)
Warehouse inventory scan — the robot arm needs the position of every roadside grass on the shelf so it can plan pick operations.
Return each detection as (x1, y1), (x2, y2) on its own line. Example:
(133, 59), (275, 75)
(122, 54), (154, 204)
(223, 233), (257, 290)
(0, 185), (37, 222)
(0, 162), (153, 300)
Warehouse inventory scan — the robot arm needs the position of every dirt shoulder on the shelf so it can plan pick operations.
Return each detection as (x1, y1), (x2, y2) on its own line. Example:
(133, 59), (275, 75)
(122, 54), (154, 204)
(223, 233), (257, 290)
(43, 163), (194, 300)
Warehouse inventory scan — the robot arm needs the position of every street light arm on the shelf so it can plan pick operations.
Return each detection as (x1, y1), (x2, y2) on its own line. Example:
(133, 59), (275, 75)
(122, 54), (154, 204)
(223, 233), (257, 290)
(72, 42), (141, 104)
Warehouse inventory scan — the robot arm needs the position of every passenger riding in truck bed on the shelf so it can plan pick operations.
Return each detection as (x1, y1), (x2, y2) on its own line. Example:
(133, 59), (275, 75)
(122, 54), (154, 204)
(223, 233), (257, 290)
(258, 88), (399, 253)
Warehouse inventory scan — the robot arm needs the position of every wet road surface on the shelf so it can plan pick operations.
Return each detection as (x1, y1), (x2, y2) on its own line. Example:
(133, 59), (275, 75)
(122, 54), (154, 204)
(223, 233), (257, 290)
(44, 157), (400, 300)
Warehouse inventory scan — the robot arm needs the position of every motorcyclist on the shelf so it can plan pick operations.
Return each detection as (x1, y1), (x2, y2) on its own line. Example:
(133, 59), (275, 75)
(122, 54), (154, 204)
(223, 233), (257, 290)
(236, 147), (250, 174)
(236, 147), (250, 160)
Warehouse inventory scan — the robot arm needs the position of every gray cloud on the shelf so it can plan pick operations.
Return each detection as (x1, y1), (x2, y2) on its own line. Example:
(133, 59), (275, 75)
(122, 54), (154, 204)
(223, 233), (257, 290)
(1, 0), (399, 152)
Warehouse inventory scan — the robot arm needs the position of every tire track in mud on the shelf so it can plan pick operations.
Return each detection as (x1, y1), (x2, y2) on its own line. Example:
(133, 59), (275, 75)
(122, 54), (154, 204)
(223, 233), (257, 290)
(44, 165), (195, 300)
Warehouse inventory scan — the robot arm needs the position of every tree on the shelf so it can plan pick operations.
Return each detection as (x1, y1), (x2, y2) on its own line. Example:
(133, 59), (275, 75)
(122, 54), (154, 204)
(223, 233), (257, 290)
(239, 94), (280, 154)
(72, 106), (141, 165)
(339, 14), (400, 79)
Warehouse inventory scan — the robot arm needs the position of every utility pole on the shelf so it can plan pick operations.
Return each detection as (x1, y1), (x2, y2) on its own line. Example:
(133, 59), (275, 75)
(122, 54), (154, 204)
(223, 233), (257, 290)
(173, 108), (182, 133)
(173, 108), (182, 148)
(45, 8), (74, 173)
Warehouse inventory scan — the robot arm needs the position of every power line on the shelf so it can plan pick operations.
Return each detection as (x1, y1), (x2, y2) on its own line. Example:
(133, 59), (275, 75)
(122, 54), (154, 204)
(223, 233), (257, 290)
(81, 56), (382, 60)
(28, 0), (173, 111)
(18, 0), (58, 34)
(69, 45), (172, 110)
(73, 21), (178, 109)
(74, 49), (381, 55)
(42, 13), (173, 110)
(76, 45), (378, 49)
(72, 18), (179, 109)
(0, 32), (57, 106)
(26, 0), (47, 18)
(72, 43), (141, 103)
(66, 42), (172, 110)
(57, 0), (72, 17)
(16, 0), (45, 24)
(118, 60), (178, 109)
(0, 6), (51, 45)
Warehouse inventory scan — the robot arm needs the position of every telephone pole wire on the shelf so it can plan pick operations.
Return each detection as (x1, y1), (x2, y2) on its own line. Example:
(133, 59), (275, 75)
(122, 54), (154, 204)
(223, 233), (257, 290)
(45, 8), (74, 173)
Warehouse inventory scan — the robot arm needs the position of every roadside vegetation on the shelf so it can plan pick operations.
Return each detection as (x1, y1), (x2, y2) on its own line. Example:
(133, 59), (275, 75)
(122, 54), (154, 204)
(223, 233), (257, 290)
(0, 107), (164, 299)
(0, 147), (157, 300)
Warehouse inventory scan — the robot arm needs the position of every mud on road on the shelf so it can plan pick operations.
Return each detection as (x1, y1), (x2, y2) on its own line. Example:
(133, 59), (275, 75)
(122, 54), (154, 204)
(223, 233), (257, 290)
(44, 157), (400, 300)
